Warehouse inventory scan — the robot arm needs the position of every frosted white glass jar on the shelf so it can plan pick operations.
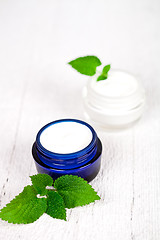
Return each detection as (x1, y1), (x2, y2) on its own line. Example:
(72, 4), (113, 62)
(82, 70), (146, 130)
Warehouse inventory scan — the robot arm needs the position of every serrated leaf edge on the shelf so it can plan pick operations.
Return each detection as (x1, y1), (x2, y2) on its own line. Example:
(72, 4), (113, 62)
(0, 185), (47, 224)
(54, 175), (101, 208)
(0, 174), (101, 224)
(46, 191), (67, 221)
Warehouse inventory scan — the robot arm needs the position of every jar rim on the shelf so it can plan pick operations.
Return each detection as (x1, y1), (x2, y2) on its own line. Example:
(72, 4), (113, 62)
(35, 119), (98, 169)
(85, 69), (145, 111)
(89, 69), (140, 98)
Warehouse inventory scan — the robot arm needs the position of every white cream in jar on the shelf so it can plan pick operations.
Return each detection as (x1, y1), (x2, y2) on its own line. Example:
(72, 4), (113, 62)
(40, 121), (93, 154)
(83, 70), (145, 129)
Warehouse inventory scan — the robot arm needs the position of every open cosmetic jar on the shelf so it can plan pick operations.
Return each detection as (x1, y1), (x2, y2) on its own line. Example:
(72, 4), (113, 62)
(32, 119), (102, 182)
(83, 70), (146, 130)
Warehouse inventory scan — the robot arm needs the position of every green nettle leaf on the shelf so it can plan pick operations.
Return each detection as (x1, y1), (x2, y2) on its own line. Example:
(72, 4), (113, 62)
(97, 64), (111, 81)
(68, 56), (101, 76)
(0, 186), (47, 224)
(102, 64), (111, 75)
(30, 173), (53, 196)
(54, 175), (100, 209)
(46, 191), (66, 221)
(68, 55), (111, 81)
(97, 75), (107, 81)
(0, 174), (100, 224)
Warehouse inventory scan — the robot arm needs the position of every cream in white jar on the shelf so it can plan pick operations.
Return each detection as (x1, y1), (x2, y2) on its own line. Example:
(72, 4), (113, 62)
(83, 70), (145, 129)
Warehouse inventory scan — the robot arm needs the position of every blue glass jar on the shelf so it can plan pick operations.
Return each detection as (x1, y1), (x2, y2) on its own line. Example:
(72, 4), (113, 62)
(32, 119), (102, 182)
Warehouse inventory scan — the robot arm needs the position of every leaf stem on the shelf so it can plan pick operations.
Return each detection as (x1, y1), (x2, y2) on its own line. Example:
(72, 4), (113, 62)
(46, 186), (56, 191)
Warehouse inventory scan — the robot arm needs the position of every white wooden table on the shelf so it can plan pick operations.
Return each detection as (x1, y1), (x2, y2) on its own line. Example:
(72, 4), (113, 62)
(0, 0), (160, 239)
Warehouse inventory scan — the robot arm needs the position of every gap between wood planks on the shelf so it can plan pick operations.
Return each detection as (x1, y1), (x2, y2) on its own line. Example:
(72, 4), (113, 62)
(0, 80), (28, 205)
(130, 130), (135, 240)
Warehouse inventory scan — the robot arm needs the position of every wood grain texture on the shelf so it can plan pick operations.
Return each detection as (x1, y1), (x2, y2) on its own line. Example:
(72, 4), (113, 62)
(0, 0), (160, 239)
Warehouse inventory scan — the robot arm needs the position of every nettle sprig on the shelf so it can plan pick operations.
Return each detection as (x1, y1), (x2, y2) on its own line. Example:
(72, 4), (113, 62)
(68, 56), (111, 81)
(0, 174), (100, 224)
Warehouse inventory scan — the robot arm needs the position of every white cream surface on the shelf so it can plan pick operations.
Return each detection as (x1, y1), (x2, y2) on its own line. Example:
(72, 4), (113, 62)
(40, 121), (93, 154)
(91, 70), (138, 97)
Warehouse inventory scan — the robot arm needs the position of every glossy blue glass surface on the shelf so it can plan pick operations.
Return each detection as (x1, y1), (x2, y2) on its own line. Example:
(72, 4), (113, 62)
(32, 138), (102, 182)
(32, 119), (102, 182)
(36, 119), (98, 170)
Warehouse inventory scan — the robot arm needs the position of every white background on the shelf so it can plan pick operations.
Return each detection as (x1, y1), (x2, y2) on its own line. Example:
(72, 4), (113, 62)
(0, 0), (160, 239)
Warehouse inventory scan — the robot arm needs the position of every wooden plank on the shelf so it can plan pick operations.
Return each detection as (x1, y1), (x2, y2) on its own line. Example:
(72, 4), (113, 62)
(0, 0), (160, 239)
